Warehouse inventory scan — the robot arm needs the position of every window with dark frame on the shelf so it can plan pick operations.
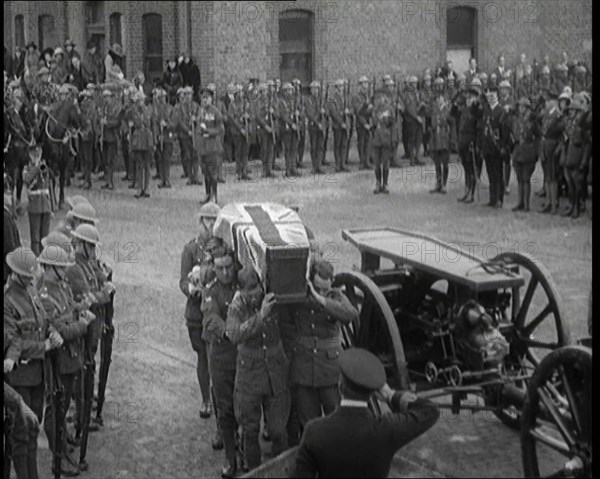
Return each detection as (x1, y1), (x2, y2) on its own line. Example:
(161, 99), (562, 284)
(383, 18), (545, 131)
(15, 15), (25, 49)
(446, 6), (477, 60)
(279, 10), (314, 84)
(38, 15), (57, 52)
(142, 13), (163, 84)
(109, 13), (122, 47)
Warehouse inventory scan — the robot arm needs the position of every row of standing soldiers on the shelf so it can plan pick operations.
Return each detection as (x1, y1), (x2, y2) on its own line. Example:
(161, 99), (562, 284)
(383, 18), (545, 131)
(4, 194), (117, 478)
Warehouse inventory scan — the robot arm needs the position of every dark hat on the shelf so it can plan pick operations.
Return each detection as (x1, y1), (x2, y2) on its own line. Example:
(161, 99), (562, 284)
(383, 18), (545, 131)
(339, 348), (386, 392)
(312, 260), (334, 281)
(28, 142), (42, 152)
(238, 265), (261, 292)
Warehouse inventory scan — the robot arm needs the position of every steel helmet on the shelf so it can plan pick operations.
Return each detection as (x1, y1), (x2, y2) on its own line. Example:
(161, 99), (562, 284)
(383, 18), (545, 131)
(309, 81), (320, 89)
(38, 245), (75, 267)
(6, 247), (40, 278)
(67, 202), (97, 223)
(197, 202), (221, 219)
(65, 195), (90, 210)
(42, 231), (73, 253)
(71, 224), (101, 245)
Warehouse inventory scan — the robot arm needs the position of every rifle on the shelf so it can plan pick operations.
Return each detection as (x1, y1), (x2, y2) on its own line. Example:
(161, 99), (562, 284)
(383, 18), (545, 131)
(96, 266), (115, 425)
(268, 88), (276, 145)
(343, 81), (351, 140)
(190, 103), (197, 150)
(242, 94), (250, 143)
(50, 349), (64, 479)
(78, 313), (97, 468)
(323, 83), (330, 152)
(469, 142), (480, 202)
(294, 85), (301, 141)
(99, 104), (106, 152)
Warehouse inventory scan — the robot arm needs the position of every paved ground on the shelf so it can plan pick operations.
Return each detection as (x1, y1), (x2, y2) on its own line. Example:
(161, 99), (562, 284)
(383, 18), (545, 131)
(14, 147), (591, 479)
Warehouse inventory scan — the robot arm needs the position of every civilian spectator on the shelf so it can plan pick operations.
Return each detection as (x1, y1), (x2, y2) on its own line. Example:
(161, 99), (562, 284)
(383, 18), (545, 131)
(162, 58), (183, 106)
(105, 43), (124, 82)
(179, 53), (201, 102)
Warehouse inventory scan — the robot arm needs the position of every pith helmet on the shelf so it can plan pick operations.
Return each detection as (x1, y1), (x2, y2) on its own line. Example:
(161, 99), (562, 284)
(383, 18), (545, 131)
(38, 245), (75, 267)
(6, 247), (40, 277)
(71, 224), (101, 245)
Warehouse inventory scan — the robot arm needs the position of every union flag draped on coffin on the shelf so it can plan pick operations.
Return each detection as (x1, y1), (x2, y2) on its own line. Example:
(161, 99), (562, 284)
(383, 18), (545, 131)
(214, 203), (311, 303)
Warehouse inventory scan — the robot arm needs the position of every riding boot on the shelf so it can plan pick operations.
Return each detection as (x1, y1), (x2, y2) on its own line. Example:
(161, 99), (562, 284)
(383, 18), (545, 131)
(550, 182), (559, 214)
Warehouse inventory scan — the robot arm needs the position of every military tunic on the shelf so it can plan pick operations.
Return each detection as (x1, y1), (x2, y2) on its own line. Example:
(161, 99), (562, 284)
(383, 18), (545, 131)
(23, 162), (53, 256)
(326, 90), (348, 171)
(127, 103), (154, 193)
(352, 90), (373, 169)
(254, 94), (278, 177)
(152, 101), (175, 186)
(196, 104), (224, 200)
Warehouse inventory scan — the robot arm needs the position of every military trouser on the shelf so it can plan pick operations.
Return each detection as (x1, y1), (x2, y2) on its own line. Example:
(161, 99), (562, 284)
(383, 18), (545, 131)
(423, 117), (432, 157)
(43, 372), (75, 457)
(372, 144), (392, 189)
(179, 136), (194, 179)
(406, 121), (423, 165)
(153, 147), (161, 177)
(296, 384), (340, 428)
(121, 136), (132, 179)
(484, 150), (504, 206)
(6, 145), (26, 202)
(432, 149), (449, 190)
(187, 323), (211, 404)
(308, 128), (325, 172)
(282, 131), (299, 176)
(514, 161), (536, 210)
(96, 301), (115, 421)
(75, 313), (102, 432)
(208, 346), (238, 469)
(259, 131), (275, 177)
(233, 134), (249, 179)
(356, 127), (371, 168)
(28, 212), (51, 257)
(297, 128), (306, 168)
(223, 133), (235, 164)
(158, 142), (174, 186)
(5, 383), (40, 479)
(459, 141), (477, 198)
(12, 383), (45, 425)
(103, 141), (118, 187)
(134, 150), (152, 194)
(503, 150), (512, 190)
(80, 140), (94, 187)
(201, 153), (220, 203)
(402, 120), (410, 159)
(332, 129), (349, 172)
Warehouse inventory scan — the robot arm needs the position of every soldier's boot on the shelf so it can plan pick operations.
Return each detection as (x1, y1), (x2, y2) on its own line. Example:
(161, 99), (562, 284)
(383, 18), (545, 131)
(440, 164), (448, 194)
(200, 181), (211, 204)
(512, 182), (525, 211)
(53, 459), (81, 477)
(464, 178), (474, 203)
(381, 167), (390, 194)
(523, 182), (531, 212)
(550, 183), (560, 214)
(539, 181), (552, 213)
(374, 168), (382, 194)
(571, 184), (581, 219)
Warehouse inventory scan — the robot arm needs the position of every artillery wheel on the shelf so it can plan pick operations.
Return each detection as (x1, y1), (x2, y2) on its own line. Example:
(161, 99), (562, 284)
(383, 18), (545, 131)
(521, 345), (591, 478)
(485, 252), (571, 429)
(332, 271), (409, 390)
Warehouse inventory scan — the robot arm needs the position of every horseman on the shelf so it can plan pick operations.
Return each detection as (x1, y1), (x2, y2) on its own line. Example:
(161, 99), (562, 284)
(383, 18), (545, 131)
(42, 84), (82, 209)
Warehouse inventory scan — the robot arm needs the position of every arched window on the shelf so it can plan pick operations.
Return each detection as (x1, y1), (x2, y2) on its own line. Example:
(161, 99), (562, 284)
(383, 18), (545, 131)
(38, 15), (57, 52)
(446, 6), (477, 74)
(142, 13), (163, 84)
(15, 15), (25, 49)
(85, 1), (106, 55)
(109, 13), (123, 47)
(279, 10), (313, 84)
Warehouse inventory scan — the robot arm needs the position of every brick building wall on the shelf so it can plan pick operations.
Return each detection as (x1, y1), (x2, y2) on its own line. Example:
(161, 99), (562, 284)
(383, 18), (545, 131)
(4, 1), (593, 84)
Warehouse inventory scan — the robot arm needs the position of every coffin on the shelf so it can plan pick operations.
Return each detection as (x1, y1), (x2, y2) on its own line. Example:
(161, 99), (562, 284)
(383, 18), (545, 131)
(213, 203), (311, 303)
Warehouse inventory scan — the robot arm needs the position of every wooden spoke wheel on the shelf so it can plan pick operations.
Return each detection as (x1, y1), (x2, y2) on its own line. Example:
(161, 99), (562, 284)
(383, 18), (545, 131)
(521, 345), (591, 478)
(484, 252), (571, 429)
(332, 271), (409, 391)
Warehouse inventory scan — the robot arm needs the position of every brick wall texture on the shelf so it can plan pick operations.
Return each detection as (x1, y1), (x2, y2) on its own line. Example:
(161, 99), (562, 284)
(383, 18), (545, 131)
(4, 0), (593, 85)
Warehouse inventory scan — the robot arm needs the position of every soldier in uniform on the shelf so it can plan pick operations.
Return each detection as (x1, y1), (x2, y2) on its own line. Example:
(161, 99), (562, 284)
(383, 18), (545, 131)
(327, 80), (350, 173)
(77, 87), (98, 190)
(120, 86), (135, 183)
(510, 97), (541, 212)
(172, 88), (193, 182)
(553, 64), (570, 96)
(226, 266), (290, 471)
(4, 246), (63, 424)
(228, 86), (252, 181)
(538, 92), (567, 214)
(127, 91), (154, 198)
(39, 244), (94, 477)
(152, 88), (175, 188)
(278, 82), (302, 177)
(455, 84), (481, 203)
(292, 79), (307, 169)
(185, 87), (203, 185)
(498, 80), (516, 195)
(23, 143), (54, 256)
(221, 84), (237, 175)
(429, 78), (453, 194)
(99, 86), (122, 190)
(289, 261), (358, 429)
(352, 76), (374, 170)
(304, 81), (327, 174)
(420, 73), (433, 158)
(5, 87), (31, 205)
(403, 76), (425, 166)
(196, 88), (225, 204)
(371, 89), (395, 194)
(180, 202), (221, 422)
(201, 246), (240, 478)
(254, 82), (277, 178)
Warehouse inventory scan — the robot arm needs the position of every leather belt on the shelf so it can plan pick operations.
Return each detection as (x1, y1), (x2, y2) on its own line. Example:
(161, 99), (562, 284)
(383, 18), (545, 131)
(295, 335), (341, 351)
(238, 341), (284, 359)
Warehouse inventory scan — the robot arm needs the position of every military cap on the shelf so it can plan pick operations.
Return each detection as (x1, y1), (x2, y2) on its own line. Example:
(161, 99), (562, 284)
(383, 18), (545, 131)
(498, 80), (512, 89)
(423, 73), (432, 81)
(102, 89), (113, 96)
(176, 87), (185, 96)
(65, 39), (75, 47)
(38, 245), (75, 267)
(312, 260), (334, 281)
(266, 80), (275, 87)
(86, 83), (97, 90)
(490, 72), (497, 79)
(334, 79), (344, 87)
(433, 77), (444, 86)
(282, 82), (294, 90)
(309, 81), (321, 88)
(292, 78), (301, 85)
(41, 231), (73, 252)
(201, 88), (214, 98)
(54, 47), (64, 56)
(517, 97), (531, 108)
(133, 91), (146, 101)
(358, 76), (369, 83)
(197, 201), (221, 219)
(71, 224), (101, 245)
(6, 247), (40, 278)
(206, 83), (217, 91)
(540, 66), (551, 75)
(238, 265), (261, 292)
(37, 67), (50, 76)
(157, 88), (167, 97)
(58, 84), (71, 95)
(65, 195), (90, 209)
(555, 63), (568, 72)
(408, 76), (418, 83)
(339, 348), (386, 392)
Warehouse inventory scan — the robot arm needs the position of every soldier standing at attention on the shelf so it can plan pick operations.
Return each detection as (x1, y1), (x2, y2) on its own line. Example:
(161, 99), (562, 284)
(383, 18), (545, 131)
(254, 82), (276, 178)
(370, 90), (395, 194)
(172, 88), (194, 183)
(277, 82), (302, 178)
(420, 73), (433, 159)
(429, 78), (453, 194)
(327, 80), (349, 173)
(403, 76), (425, 166)
(352, 76), (374, 170)
(77, 87), (98, 190)
(228, 85), (251, 181)
(454, 84), (480, 203)
(152, 88), (175, 189)
(201, 246), (240, 478)
(226, 266), (290, 471)
(197, 88), (225, 204)
(289, 261), (358, 430)
(304, 81), (326, 174)
(127, 91), (154, 198)
(100, 86), (123, 191)
(498, 80), (516, 195)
